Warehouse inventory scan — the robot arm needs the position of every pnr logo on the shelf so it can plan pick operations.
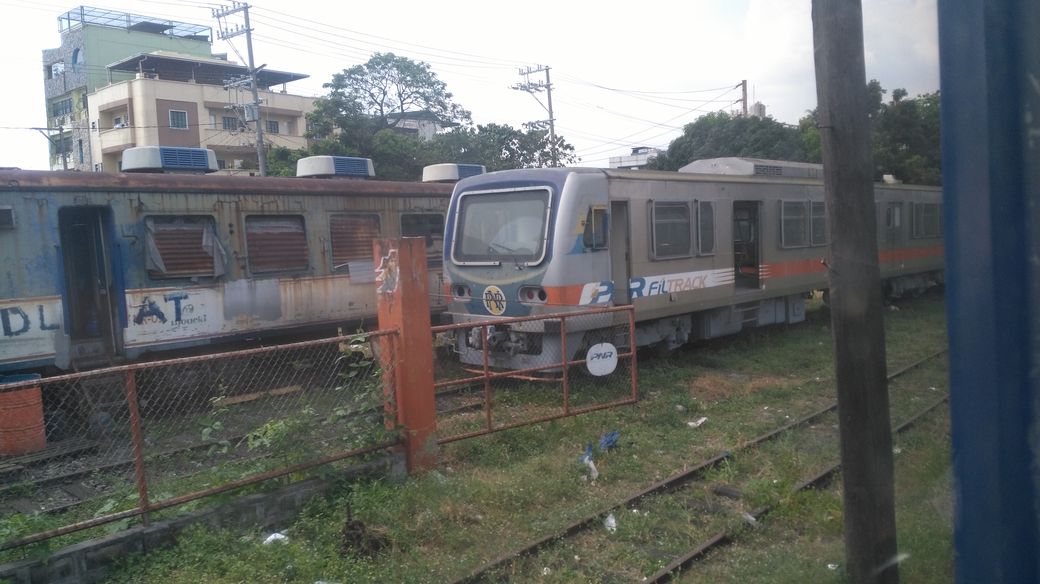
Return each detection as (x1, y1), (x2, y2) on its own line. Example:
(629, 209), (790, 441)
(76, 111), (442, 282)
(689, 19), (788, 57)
(482, 285), (507, 316)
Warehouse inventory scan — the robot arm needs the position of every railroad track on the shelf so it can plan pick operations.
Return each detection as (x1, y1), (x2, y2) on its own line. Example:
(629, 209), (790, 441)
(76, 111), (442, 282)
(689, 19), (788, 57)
(0, 387), (487, 522)
(452, 349), (947, 583)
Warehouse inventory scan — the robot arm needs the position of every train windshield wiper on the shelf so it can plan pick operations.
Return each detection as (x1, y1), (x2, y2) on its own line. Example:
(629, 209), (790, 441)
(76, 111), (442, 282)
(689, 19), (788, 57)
(487, 241), (516, 254)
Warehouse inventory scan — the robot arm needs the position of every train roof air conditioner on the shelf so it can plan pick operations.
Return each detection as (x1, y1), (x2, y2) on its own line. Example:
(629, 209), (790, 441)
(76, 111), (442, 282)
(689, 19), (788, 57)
(122, 146), (219, 174)
(296, 156), (375, 179)
(422, 163), (486, 183)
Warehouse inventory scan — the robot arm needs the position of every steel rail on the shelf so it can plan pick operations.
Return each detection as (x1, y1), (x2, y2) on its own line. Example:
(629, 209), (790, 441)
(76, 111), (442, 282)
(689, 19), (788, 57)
(451, 348), (946, 583)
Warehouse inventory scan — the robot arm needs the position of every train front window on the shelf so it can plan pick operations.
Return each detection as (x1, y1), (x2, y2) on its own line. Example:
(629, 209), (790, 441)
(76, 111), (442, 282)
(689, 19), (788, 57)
(453, 188), (551, 265)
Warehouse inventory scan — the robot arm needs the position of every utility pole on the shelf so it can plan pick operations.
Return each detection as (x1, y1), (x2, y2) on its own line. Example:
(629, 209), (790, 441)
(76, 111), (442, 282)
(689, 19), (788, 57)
(213, 2), (266, 176)
(741, 79), (748, 117)
(812, 2), (899, 584)
(35, 126), (67, 170)
(512, 65), (558, 167)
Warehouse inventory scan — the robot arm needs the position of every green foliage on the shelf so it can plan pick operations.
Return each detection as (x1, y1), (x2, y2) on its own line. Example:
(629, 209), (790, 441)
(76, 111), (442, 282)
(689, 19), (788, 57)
(299, 53), (577, 179)
(797, 79), (942, 185)
(648, 111), (808, 170)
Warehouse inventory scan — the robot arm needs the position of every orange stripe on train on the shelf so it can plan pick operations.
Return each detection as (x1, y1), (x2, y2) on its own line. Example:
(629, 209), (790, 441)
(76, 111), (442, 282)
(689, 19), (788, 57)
(763, 244), (944, 280)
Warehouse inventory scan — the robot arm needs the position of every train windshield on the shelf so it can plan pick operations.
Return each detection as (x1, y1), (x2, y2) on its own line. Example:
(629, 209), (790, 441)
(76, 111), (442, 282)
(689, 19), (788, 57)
(453, 187), (551, 265)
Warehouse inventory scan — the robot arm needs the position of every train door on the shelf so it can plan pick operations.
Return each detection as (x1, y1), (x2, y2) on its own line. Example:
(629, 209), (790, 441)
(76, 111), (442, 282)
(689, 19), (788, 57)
(733, 201), (761, 289)
(609, 201), (631, 304)
(58, 207), (122, 365)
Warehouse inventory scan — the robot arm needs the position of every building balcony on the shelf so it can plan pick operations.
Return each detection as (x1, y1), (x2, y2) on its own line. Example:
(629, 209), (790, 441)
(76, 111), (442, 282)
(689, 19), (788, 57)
(98, 127), (135, 152)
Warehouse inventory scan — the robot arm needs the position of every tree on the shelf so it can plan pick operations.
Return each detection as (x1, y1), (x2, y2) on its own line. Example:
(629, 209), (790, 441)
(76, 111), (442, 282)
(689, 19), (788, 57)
(647, 112), (807, 171)
(798, 80), (941, 185)
(310, 52), (470, 142)
(431, 123), (576, 171)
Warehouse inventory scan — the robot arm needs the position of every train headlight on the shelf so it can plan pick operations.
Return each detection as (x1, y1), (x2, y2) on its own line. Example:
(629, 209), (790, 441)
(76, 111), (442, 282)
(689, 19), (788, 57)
(453, 284), (472, 299)
(518, 286), (548, 304)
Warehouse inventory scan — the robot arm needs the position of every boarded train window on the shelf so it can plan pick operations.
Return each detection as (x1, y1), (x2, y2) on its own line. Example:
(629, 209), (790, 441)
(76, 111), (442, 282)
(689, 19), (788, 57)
(246, 215), (309, 273)
(911, 203), (942, 238)
(697, 201), (715, 255)
(146, 216), (225, 278)
(651, 201), (692, 259)
(330, 213), (381, 269)
(781, 201), (809, 248)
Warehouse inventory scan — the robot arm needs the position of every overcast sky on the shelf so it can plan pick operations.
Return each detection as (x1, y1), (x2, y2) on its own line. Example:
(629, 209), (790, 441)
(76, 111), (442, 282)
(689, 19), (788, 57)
(0, 0), (939, 171)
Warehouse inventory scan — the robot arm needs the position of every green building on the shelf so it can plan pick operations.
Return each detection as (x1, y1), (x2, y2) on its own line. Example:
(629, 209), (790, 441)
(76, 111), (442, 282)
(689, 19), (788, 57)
(42, 6), (212, 171)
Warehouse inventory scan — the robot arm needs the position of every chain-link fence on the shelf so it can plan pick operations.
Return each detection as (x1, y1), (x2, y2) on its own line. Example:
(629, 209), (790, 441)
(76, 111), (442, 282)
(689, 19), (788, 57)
(432, 306), (638, 443)
(0, 330), (399, 553)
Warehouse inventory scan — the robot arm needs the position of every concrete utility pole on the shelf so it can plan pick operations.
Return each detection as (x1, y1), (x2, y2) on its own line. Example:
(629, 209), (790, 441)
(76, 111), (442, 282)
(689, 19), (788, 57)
(213, 2), (267, 176)
(512, 65), (558, 167)
(811, 2), (899, 583)
(741, 79), (748, 116)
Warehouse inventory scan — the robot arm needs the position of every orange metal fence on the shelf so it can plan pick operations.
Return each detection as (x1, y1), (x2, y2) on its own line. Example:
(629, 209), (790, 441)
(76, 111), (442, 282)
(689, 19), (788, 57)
(0, 330), (400, 552)
(431, 305), (639, 444)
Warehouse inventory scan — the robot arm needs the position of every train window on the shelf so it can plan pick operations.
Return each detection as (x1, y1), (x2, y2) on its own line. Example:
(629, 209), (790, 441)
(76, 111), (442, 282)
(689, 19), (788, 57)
(583, 207), (609, 250)
(781, 201), (810, 248)
(401, 213), (444, 248)
(0, 207), (14, 229)
(697, 201), (715, 255)
(330, 213), (381, 270)
(146, 216), (226, 279)
(402, 213), (444, 267)
(811, 202), (827, 246)
(911, 202), (943, 238)
(246, 215), (309, 273)
(651, 201), (692, 259)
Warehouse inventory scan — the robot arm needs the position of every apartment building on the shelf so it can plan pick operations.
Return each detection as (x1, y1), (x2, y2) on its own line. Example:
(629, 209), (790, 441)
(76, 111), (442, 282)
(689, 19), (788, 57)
(89, 51), (313, 173)
(42, 6), (213, 171)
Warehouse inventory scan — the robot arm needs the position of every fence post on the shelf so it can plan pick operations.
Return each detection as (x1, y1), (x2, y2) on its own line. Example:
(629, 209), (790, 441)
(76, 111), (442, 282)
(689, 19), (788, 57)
(124, 370), (151, 526)
(374, 238), (438, 473)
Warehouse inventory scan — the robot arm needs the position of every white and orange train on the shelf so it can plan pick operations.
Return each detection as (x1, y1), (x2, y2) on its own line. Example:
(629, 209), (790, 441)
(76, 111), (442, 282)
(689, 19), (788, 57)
(442, 158), (944, 369)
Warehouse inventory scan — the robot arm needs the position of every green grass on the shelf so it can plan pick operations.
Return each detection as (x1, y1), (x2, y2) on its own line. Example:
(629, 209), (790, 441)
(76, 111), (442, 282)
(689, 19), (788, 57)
(92, 291), (951, 583)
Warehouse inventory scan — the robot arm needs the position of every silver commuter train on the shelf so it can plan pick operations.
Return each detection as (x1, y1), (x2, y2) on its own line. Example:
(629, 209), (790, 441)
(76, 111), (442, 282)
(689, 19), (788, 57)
(0, 157), (455, 373)
(442, 158), (944, 369)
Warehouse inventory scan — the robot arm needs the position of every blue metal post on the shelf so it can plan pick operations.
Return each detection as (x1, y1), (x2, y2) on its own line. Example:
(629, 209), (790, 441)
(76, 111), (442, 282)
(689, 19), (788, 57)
(938, 1), (1039, 581)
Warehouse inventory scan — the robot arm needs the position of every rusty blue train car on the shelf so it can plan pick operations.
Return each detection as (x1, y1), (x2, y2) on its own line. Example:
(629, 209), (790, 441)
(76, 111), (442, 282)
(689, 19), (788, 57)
(0, 169), (451, 373)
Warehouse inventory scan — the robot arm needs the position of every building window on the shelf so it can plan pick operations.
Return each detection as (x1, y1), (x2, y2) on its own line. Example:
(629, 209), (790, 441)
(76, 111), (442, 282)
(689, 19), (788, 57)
(50, 62), (65, 78)
(77, 139), (84, 164)
(266, 120), (280, 134)
(222, 116), (240, 131)
(146, 216), (226, 279)
(169, 110), (188, 130)
(697, 201), (715, 255)
(651, 201), (692, 259)
(246, 215), (309, 273)
(113, 116), (125, 129)
(583, 207), (609, 250)
(911, 202), (943, 238)
(811, 201), (827, 246)
(51, 98), (73, 118)
(330, 214), (381, 270)
(781, 200), (809, 248)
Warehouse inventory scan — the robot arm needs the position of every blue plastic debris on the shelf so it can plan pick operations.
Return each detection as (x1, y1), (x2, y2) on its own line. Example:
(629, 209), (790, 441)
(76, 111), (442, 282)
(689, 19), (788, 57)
(599, 430), (620, 451)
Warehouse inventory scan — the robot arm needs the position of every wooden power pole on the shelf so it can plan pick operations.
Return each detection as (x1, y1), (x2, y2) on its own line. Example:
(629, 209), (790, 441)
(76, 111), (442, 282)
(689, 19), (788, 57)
(811, 2), (899, 583)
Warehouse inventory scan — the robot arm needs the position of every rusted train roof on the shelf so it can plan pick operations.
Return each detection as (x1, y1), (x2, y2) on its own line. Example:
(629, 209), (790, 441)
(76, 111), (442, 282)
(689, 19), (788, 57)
(0, 170), (453, 198)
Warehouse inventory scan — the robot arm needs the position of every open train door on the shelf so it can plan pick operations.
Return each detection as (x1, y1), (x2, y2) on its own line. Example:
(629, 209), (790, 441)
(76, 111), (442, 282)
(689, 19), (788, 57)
(733, 201), (762, 289)
(609, 201), (631, 305)
(58, 207), (123, 367)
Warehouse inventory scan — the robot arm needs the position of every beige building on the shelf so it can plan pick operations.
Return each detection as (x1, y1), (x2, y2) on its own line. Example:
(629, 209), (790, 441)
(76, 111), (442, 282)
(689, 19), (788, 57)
(88, 51), (315, 173)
